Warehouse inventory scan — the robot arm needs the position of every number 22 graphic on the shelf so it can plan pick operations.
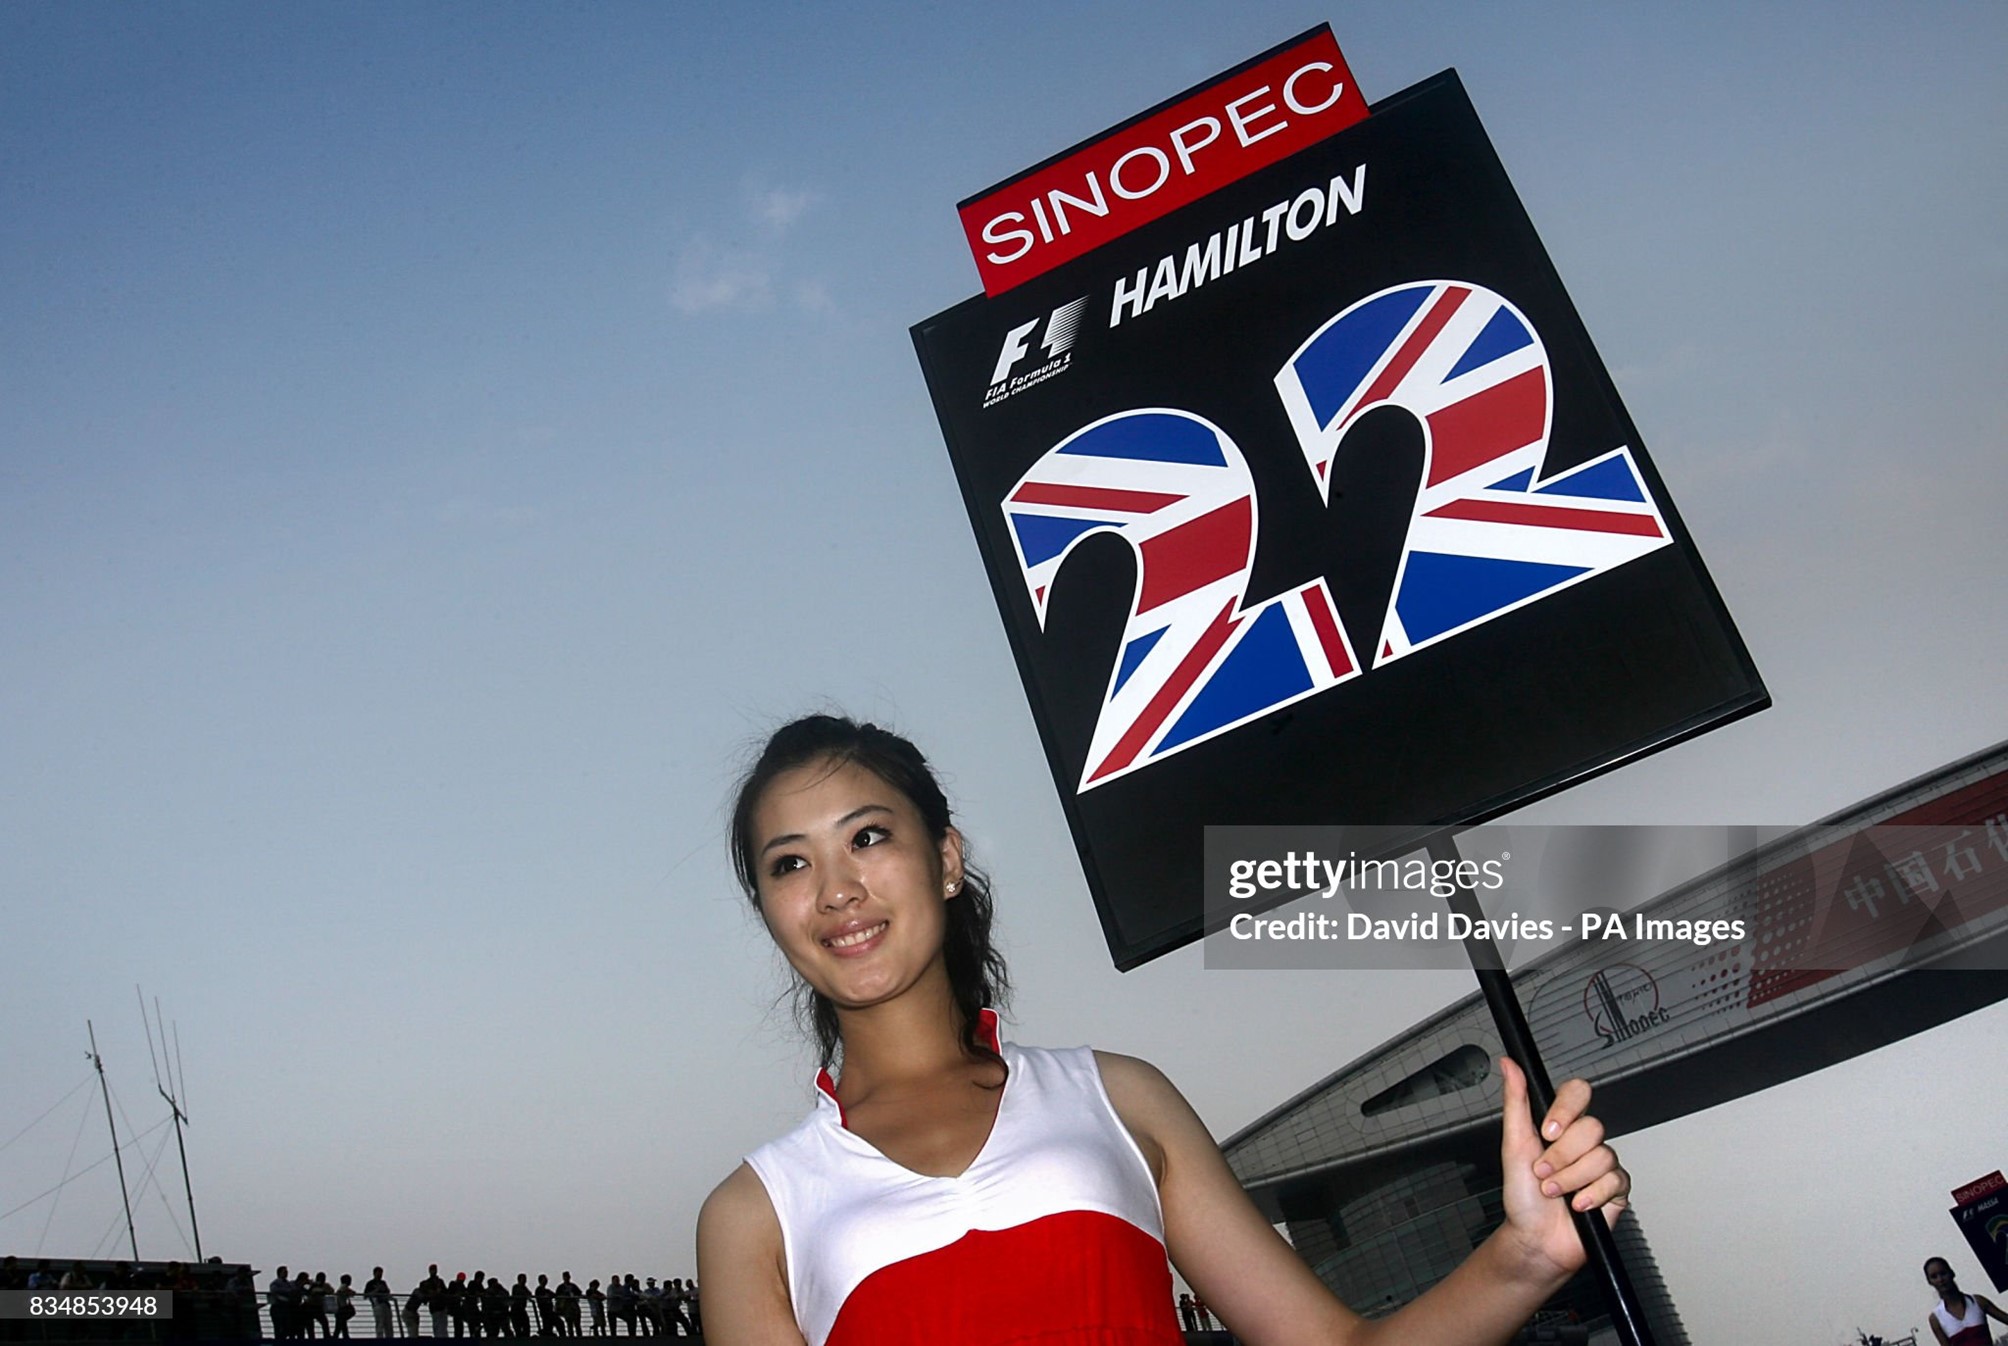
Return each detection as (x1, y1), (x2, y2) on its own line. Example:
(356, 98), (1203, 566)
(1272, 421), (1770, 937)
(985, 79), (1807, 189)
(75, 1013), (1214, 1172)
(1002, 280), (1675, 792)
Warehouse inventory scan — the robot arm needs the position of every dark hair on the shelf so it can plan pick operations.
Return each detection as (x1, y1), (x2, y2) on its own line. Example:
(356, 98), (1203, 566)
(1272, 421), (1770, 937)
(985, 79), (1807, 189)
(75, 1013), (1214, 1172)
(1925, 1257), (1953, 1275)
(729, 714), (1009, 1070)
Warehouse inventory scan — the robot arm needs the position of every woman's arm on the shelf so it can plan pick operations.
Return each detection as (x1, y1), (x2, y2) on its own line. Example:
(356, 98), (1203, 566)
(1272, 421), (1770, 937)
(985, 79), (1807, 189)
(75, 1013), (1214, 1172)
(1098, 1051), (1627, 1346)
(1980, 1294), (2008, 1326)
(694, 1164), (810, 1346)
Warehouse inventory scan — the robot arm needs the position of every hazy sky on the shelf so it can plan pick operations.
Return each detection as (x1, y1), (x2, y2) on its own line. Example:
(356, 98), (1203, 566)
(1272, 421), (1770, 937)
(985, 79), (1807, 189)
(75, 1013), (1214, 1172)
(3, 5), (2005, 1344)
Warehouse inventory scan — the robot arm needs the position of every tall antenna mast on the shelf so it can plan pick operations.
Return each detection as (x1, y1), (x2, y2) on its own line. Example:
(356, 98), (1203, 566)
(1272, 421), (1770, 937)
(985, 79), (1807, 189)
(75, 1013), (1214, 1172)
(88, 1019), (140, 1262)
(139, 987), (203, 1260)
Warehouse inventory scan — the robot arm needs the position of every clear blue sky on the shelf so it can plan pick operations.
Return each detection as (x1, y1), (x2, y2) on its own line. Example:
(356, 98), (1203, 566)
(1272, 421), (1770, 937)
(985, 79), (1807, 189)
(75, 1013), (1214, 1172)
(3, 5), (2004, 1343)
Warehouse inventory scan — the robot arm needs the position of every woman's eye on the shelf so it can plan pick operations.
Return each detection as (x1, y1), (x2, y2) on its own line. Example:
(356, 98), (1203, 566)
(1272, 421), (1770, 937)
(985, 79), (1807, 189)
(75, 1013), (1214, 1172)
(853, 824), (891, 848)
(767, 854), (806, 878)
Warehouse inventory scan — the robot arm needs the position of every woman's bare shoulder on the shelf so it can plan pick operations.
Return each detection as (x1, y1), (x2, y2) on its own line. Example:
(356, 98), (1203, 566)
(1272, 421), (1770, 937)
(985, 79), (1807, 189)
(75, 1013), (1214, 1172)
(697, 1162), (785, 1269)
(697, 1165), (804, 1346)
(1093, 1049), (1210, 1181)
(1092, 1049), (1188, 1114)
(699, 1163), (777, 1237)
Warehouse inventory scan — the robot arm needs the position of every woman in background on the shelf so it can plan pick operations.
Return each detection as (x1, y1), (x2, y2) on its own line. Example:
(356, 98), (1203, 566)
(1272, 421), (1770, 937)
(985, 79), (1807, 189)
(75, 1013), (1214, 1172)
(1926, 1257), (2008, 1346)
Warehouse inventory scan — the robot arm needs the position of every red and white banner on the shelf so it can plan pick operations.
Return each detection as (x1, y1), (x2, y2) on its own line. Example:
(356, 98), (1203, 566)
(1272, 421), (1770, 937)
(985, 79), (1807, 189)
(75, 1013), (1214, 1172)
(958, 27), (1368, 296)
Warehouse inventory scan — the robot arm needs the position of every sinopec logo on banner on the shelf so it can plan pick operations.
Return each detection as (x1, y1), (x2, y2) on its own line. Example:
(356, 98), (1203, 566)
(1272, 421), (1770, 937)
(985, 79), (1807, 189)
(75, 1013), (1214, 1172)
(1583, 963), (1670, 1050)
(958, 30), (1369, 295)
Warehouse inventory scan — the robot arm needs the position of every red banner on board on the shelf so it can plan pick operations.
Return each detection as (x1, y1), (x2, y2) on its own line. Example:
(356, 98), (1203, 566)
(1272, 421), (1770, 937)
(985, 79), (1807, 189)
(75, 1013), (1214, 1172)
(1954, 1171), (2007, 1206)
(958, 27), (1369, 296)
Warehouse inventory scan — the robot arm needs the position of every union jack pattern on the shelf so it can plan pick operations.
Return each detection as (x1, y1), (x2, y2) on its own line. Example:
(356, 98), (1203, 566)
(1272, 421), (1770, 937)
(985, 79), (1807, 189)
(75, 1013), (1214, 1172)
(1276, 280), (1672, 663)
(1003, 410), (1357, 790)
(1008, 280), (1674, 793)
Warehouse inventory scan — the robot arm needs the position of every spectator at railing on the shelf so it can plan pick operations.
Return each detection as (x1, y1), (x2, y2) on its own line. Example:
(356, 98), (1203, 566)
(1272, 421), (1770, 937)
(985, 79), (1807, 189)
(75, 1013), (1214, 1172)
(305, 1271), (332, 1338)
(518, 1277), (542, 1341)
(481, 1272), (510, 1338)
(419, 1266), (447, 1339)
(606, 1276), (633, 1337)
(534, 1275), (556, 1336)
(366, 1268), (396, 1339)
(639, 1279), (665, 1337)
(459, 1273), (483, 1339)
(635, 1282), (648, 1338)
(632, 1276), (656, 1336)
(335, 1274), (359, 1339)
(449, 1273), (473, 1339)
(554, 1273), (582, 1338)
(584, 1280), (606, 1337)
(667, 1277), (686, 1336)
(271, 1266), (301, 1339)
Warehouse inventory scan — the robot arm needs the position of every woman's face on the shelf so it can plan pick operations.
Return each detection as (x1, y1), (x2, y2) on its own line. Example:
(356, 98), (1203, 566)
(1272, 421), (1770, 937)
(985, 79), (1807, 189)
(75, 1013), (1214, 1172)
(1927, 1260), (1958, 1293)
(749, 756), (964, 1013)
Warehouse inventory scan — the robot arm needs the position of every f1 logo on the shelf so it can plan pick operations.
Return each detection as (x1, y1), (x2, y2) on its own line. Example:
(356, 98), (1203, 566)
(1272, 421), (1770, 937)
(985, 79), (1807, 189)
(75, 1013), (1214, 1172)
(989, 297), (1089, 387)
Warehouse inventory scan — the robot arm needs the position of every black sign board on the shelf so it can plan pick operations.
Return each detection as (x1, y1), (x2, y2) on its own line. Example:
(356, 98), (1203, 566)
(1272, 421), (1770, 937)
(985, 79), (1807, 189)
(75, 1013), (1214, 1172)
(913, 71), (1767, 969)
(1952, 1190), (2008, 1293)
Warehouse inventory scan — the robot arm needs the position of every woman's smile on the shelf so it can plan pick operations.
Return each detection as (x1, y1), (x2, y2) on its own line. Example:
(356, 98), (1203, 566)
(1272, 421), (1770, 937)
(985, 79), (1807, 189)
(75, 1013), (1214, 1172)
(822, 918), (890, 954)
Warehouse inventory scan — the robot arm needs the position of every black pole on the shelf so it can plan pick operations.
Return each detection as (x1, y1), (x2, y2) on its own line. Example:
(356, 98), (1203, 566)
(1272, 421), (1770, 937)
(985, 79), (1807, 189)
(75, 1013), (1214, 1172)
(161, 1089), (202, 1261)
(147, 995), (205, 1262)
(1423, 832), (1657, 1346)
(165, 1014), (203, 1262)
(87, 1020), (141, 1263)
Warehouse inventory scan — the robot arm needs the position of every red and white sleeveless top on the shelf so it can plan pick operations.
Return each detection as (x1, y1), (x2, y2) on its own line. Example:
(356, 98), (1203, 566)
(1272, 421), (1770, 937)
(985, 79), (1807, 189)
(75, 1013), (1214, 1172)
(1934, 1292), (1989, 1345)
(744, 1016), (1185, 1346)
